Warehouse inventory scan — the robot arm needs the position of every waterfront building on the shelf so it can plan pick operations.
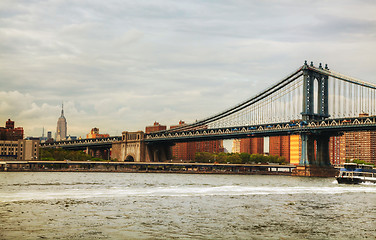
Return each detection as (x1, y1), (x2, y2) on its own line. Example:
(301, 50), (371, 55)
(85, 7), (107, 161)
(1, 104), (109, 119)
(0, 140), (18, 160)
(0, 139), (39, 160)
(195, 140), (224, 155)
(239, 137), (264, 154)
(328, 114), (376, 165)
(172, 142), (196, 161)
(56, 104), (67, 141)
(329, 135), (345, 165)
(342, 131), (376, 165)
(289, 135), (301, 165)
(269, 136), (290, 162)
(169, 121), (224, 161)
(86, 128), (109, 139)
(169, 139), (223, 161)
(232, 139), (241, 153)
(0, 119), (24, 141)
(340, 113), (376, 165)
(169, 121), (192, 161)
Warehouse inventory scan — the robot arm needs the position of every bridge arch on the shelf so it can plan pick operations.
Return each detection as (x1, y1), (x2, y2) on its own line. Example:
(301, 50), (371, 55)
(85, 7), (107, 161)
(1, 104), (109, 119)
(125, 155), (135, 162)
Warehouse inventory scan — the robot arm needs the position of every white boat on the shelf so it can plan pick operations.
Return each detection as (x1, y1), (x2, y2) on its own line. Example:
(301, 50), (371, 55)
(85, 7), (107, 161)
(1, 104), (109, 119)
(336, 163), (376, 184)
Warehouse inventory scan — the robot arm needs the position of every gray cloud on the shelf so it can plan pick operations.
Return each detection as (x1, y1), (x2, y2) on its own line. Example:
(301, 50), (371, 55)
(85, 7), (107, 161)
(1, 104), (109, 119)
(1, 0), (376, 138)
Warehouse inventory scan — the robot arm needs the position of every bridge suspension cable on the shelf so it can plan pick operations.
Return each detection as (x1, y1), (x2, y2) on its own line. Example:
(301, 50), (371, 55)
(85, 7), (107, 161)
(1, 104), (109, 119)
(153, 63), (376, 135)
(163, 66), (304, 132)
(325, 69), (376, 119)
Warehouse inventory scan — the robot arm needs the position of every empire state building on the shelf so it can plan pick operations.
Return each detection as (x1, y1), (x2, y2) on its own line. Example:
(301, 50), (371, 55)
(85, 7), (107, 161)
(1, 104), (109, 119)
(56, 104), (67, 141)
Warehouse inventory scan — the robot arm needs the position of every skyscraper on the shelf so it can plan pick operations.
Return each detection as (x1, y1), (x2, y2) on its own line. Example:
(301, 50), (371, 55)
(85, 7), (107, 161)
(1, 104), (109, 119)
(56, 104), (67, 141)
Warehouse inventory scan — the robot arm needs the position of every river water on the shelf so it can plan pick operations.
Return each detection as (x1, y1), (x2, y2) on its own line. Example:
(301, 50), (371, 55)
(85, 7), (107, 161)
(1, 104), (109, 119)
(0, 172), (375, 239)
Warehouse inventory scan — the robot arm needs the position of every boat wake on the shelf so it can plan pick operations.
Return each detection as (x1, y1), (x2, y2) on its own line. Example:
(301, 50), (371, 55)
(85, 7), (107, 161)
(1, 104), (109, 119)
(1, 185), (376, 202)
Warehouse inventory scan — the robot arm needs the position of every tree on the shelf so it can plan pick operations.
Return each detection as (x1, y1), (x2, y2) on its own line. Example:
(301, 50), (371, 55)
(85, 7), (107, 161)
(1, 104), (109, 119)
(39, 148), (106, 161)
(239, 153), (250, 164)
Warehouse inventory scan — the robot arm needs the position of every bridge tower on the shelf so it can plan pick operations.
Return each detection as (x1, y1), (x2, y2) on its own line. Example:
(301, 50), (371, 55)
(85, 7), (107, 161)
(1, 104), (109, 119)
(111, 131), (172, 162)
(111, 131), (146, 162)
(297, 61), (336, 176)
(301, 61), (329, 121)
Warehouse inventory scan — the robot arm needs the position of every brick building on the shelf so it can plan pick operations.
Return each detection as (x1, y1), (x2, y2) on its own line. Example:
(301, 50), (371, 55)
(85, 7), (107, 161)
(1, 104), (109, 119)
(170, 139), (223, 161)
(342, 131), (376, 165)
(0, 119), (24, 141)
(239, 137), (264, 154)
(86, 128), (110, 139)
(0, 139), (39, 160)
(169, 121), (224, 161)
(269, 136), (290, 162)
(0, 119), (39, 161)
(329, 135), (345, 165)
(145, 122), (166, 134)
(328, 114), (376, 166)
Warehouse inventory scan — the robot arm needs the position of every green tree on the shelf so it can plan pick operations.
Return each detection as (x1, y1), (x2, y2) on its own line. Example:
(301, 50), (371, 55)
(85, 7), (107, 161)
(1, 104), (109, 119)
(239, 153), (250, 164)
(346, 159), (374, 166)
(227, 153), (242, 164)
(39, 148), (108, 161)
(215, 152), (228, 163)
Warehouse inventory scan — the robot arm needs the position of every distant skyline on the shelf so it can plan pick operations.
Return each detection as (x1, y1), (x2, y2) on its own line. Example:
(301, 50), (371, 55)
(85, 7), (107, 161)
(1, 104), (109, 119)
(1, 0), (376, 138)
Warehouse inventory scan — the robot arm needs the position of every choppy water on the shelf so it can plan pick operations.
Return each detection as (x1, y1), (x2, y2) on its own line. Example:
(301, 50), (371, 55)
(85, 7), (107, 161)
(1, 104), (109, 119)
(0, 172), (375, 239)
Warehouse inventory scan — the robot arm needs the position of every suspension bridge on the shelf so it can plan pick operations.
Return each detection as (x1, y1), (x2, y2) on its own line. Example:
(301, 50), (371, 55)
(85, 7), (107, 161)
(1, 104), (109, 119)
(143, 61), (376, 168)
(43, 61), (376, 175)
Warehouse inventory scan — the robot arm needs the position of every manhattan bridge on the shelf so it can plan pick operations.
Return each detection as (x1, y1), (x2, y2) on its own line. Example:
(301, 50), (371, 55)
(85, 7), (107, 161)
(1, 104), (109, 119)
(43, 61), (376, 169)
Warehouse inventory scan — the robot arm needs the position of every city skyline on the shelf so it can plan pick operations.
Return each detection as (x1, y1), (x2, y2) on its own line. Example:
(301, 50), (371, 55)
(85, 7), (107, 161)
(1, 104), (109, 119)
(1, 1), (376, 138)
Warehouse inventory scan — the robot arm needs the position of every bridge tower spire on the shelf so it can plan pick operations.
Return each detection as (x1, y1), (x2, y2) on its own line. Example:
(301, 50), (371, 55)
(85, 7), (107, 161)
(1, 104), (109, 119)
(301, 61), (329, 120)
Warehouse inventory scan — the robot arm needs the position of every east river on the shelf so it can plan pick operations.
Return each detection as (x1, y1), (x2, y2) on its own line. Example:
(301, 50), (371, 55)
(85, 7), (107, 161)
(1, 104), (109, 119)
(0, 172), (375, 239)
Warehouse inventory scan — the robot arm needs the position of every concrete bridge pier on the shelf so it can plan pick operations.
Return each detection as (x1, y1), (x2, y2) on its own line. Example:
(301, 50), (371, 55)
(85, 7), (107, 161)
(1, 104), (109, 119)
(295, 133), (337, 177)
(85, 147), (111, 160)
(300, 134), (315, 166)
(86, 147), (94, 157)
(146, 143), (173, 162)
(316, 134), (331, 166)
(111, 131), (145, 162)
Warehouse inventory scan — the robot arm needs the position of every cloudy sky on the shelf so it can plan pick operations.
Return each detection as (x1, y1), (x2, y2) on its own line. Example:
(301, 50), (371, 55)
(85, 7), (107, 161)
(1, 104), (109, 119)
(1, 0), (376, 139)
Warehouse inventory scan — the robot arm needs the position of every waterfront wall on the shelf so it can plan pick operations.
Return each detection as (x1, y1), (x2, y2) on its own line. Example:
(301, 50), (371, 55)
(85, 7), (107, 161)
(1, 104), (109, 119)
(292, 165), (338, 177)
(0, 161), (295, 175)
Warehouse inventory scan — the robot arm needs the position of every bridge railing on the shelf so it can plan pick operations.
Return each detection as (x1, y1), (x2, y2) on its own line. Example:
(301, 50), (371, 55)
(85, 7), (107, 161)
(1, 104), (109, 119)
(40, 136), (122, 148)
(146, 116), (376, 142)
